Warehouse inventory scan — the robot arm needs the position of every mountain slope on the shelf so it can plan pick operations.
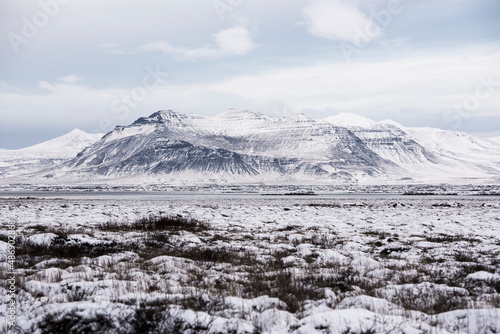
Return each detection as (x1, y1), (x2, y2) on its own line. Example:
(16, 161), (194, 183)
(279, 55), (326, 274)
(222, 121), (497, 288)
(3, 111), (500, 184)
(351, 123), (440, 166)
(405, 127), (500, 176)
(50, 110), (399, 182)
(322, 113), (500, 180)
(322, 116), (442, 174)
(0, 129), (103, 177)
(489, 136), (500, 143)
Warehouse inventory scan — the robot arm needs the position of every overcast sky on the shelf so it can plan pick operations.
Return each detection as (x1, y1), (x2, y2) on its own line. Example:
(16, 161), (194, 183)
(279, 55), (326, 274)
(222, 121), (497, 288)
(1, 0), (499, 149)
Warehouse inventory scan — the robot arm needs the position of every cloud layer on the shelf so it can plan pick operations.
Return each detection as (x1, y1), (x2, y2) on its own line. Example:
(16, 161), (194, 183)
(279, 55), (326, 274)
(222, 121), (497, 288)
(2, 44), (499, 134)
(139, 26), (257, 59)
(303, 0), (382, 45)
(1, 0), (500, 148)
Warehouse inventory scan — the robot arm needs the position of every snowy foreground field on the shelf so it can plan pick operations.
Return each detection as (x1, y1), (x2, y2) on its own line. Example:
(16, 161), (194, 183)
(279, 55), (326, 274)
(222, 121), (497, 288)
(1, 196), (500, 333)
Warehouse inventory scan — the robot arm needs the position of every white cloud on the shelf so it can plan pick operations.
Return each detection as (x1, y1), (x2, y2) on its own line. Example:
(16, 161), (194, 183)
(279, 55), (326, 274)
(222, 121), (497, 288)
(2, 44), (499, 140)
(214, 26), (257, 55)
(208, 45), (500, 118)
(139, 26), (257, 59)
(303, 0), (382, 46)
(37, 80), (89, 95)
(37, 81), (57, 92)
(59, 75), (83, 84)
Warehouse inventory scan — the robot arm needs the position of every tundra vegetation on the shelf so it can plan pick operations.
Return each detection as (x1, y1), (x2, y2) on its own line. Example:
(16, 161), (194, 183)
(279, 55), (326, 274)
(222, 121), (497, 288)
(1, 196), (499, 333)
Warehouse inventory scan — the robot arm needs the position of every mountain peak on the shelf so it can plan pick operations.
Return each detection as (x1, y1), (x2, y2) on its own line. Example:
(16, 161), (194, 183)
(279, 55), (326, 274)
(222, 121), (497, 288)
(67, 129), (87, 136)
(133, 110), (188, 126)
(22, 129), (103, 151)
(0, 129), (103, 159)
(5, 108), (500, 183)
(157, 109), (180, 116)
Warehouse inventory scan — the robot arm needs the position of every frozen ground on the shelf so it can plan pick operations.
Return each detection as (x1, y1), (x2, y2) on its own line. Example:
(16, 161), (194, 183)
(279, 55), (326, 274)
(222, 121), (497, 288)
(1, 196), (499, 333)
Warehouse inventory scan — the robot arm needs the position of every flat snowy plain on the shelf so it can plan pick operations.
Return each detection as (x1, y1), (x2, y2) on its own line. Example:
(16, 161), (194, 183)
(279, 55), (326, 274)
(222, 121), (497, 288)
(1, 191), (500, 333)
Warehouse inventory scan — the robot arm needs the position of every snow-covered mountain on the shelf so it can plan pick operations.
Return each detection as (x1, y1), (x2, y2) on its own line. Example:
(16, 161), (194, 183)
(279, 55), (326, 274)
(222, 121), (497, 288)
(404, 127), (500, 177)
(322, 112), (376, 129)
(488, 136), (500, 144)
(51, 110), (399, 182)
(3, 111), (500, 184)
(0, 129), (103, 177)
(323, 114), (500, 180)
(350, 123), (439, 166)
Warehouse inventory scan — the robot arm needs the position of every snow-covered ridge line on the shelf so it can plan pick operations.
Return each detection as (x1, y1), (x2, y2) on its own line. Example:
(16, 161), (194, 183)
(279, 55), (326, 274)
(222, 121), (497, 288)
(2, 109), (500, 184)
(0, 129), (103, 178)
(0, 129), (103, 154)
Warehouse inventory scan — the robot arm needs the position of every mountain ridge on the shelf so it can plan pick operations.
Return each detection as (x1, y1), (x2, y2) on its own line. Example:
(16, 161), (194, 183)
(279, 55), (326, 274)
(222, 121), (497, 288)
(2, 111), (500, 184)
(57, 110), (399, 182)
(0, 129), (103, 178)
